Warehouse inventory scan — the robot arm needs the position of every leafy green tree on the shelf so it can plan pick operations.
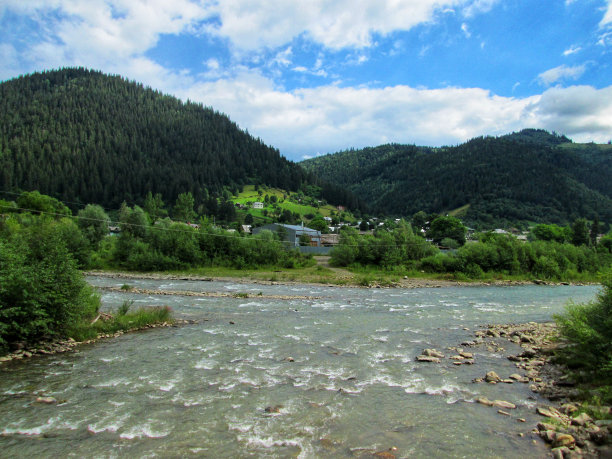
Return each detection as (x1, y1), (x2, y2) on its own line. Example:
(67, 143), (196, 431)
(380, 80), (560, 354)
(143, 192), (166, 222)
(308, 215), (328, 233)
(532, 224), (570, 243)
(427, 216), (466, 246)
(244, 213), (254, 225)
(571, 218), (590, 246)
(173, 192), (196, 222)
(555, 270), (612, 387)
(77, 204), (110, 247)
(119, 203), (148, 238)
(17, 191), (71, 217)
(0, 221), (99, 352)
(411, 211), (428, 232)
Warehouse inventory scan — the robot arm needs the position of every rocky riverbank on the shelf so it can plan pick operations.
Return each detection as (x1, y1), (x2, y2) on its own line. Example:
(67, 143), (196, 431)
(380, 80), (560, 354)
(84, 269), (593, 290)
(0, 318), (199, 365)
(98, 285), (322, 300)
(415, 322), (612, 458)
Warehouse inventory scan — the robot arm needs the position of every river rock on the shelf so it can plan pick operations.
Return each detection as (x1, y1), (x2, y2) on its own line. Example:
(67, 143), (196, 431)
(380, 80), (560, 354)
(476, 396), (494, 407)
(372, 447), (398, 458)
(35, 396), (57, 404)
(551, 446), (570, 459)
(553, 433), (575, 448)
(485, 371), (501, 383)
(571, 412), (592, 427)
(560, 403), (579, 415)
(538, 422), (558, 432)
(540, 429), (557, 443)
(537, 406), (563, 419)
(264, 405), (283, 414)
(493, 400), (516, 410)
(519, 348), (537, 358)
(416, 355), (440, 363)
(422, 349), (445, 358)
(459, 351), (473, 359)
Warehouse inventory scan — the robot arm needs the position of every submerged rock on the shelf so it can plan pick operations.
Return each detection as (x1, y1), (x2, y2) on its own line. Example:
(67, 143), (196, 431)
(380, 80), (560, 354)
(34, 396), (57, 404)
(416, 355), (440, 363)
(422, 349), (445, 358)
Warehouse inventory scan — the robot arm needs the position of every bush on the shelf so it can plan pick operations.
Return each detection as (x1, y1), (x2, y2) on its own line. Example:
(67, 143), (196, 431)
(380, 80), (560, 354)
(0, 226), (99, 352)
(555, 270), (612, 387)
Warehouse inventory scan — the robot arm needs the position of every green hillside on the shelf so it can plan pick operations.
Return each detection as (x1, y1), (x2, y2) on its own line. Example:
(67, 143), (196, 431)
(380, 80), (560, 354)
(0, 68), (362, 213)
(301, 130), (612, 228)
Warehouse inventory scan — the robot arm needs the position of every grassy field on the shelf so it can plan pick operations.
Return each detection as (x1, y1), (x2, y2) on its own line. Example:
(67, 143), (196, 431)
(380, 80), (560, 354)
(232, 185), (340, 220)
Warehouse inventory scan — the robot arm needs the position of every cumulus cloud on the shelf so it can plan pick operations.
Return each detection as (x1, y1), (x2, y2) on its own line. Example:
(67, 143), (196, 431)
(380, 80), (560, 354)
(1, 0), (207, 71)
(204, 0), (497, 51)
(562, 45), (581, 56)
(601, 0), (612, 26)
(537, 64), (587, 86)
(168, 68), (611, 158)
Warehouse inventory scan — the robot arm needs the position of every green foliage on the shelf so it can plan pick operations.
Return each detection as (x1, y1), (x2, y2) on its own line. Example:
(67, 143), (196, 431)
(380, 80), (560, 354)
(308, 215), (328, 233)
(302, 130), (612, 227)
(555, 271), (612, 387)
(173, 192), (196, 222)
(143, 192), (167, 222)
(0, 68), (360, 213)
(330, 226), (437, 268)
(0, 220), (99, 352)
(16, 190), (71, 217)
(68, 306), (172, 342)
(427, 216), (466, 246)
(416, 233), (611, 280)
(77, 204), (110, 247)
(533, 223), (571, 243)
(571, 218), (590, 246)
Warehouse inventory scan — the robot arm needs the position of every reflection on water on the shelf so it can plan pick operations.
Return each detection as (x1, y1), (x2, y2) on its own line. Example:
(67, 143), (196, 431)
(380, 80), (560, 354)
(0, 278), (598, 458)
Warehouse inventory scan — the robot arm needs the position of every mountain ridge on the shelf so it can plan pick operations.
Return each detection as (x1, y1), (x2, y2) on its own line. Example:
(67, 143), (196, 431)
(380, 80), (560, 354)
(301, 130), (612, 227)
(0, 67), (361, 212)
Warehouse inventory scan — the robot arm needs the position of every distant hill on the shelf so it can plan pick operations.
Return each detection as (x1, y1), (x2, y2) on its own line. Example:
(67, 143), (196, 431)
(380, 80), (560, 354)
(301, 130), (612, 227)
(0, 68), (361, 211)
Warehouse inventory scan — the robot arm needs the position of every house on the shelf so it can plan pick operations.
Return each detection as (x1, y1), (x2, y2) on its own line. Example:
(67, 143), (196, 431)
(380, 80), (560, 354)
(252, 223), (322, 247)
(252, 202), (264, 209)
(241, 225), (252, 234)
(320, 234), (340, 246)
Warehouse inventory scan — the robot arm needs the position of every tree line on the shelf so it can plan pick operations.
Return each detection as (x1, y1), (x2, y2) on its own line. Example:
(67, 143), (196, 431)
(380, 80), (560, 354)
(302, 129), (612, 228)
(0, 68), (364, 215)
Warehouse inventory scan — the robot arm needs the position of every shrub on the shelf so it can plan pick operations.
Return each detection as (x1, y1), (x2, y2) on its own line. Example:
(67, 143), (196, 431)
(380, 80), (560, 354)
(0, 227), (99, 352)
(555, 270), (612, 389)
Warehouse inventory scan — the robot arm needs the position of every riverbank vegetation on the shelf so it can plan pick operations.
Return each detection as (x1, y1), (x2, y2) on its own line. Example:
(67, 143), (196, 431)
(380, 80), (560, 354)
(555, 270), (612, 404)
(0, 205), (174, 355)
(330, 221), (612, 283)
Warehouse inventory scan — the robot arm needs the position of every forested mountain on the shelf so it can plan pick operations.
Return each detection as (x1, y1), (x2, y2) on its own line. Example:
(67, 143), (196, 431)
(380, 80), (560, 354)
(0, 68), (361, 211)
(301, 130), (612, 227)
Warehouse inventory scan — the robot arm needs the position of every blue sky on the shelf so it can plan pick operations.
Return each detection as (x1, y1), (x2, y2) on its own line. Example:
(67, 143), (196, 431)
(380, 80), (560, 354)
(1, 0), (611, 161)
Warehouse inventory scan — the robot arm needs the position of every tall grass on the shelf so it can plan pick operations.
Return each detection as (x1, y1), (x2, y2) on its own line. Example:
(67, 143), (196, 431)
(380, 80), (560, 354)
(67, 306), (172, 342)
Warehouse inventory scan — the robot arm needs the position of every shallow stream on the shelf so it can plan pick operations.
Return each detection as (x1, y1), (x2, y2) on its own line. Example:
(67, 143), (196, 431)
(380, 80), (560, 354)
(0, 277), (599, 458)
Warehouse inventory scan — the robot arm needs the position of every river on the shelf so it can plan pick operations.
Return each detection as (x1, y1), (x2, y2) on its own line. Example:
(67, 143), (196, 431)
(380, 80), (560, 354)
(0, 277), (600, 458)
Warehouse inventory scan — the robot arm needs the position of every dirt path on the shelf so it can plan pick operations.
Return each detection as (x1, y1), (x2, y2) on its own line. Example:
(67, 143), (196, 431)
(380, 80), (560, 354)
(313, 256), (354, 280)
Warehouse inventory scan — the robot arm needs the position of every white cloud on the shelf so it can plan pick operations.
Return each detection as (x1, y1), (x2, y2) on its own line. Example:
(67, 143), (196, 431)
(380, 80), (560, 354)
(461, 23), (471, 38)
(537, 64), (587, 86)
(168, 68), (612, 158)
(1, 0), (208, 71)
(204, 0), (497, 51)
(562, 45), (581, 56)
(273, 47), (293, 67)
(601, 0), (612, 27)
(461, 0), (499, 18)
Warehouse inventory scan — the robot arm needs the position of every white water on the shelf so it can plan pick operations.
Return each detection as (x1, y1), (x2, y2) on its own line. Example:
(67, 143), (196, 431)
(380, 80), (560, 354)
(0, 277), (599, 458)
